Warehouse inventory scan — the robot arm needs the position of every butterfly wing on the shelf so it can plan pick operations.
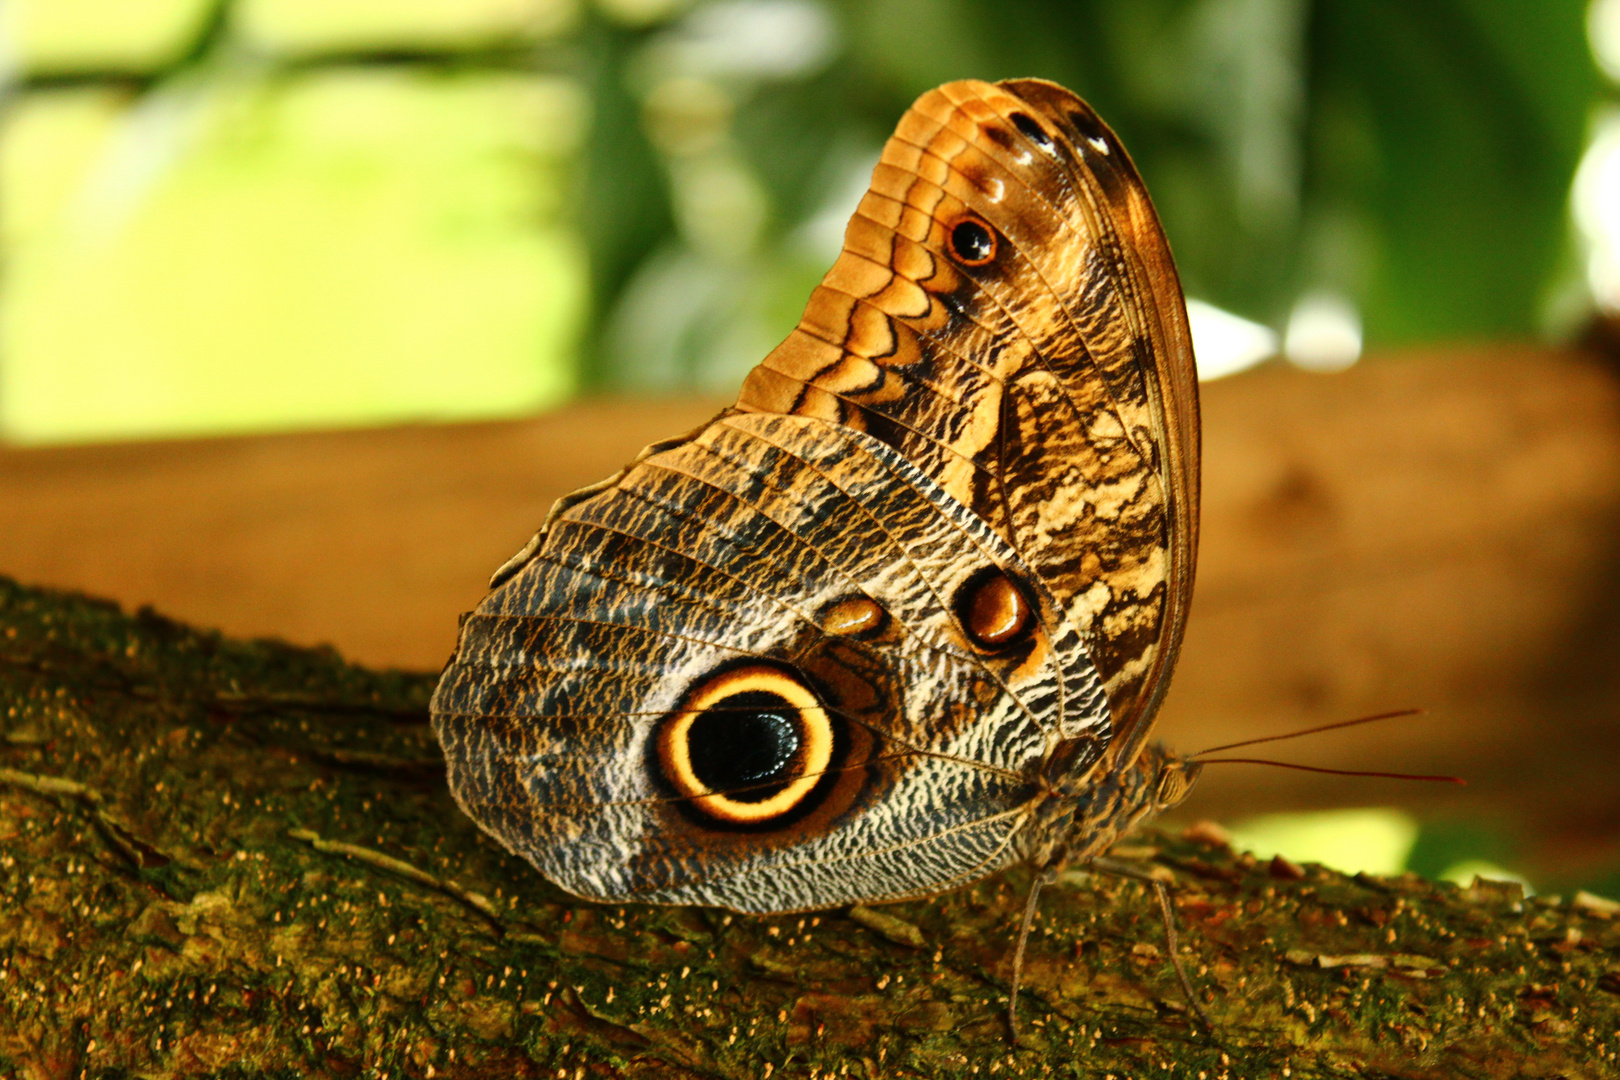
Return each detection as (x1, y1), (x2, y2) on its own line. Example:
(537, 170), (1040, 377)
(738, 78), (1199, 766)
(433, 411), (1107, 911)
(430, 78), (1197, 912)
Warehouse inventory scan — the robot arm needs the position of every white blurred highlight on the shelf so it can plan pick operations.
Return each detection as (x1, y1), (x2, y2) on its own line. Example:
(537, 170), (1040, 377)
(1591, 0), (1620, 82)
(1284, 291), (1362, 372)
(643, 0), (837, 82)
(1575, 111), (1620, 314)
(1186, 298), (1277, 381)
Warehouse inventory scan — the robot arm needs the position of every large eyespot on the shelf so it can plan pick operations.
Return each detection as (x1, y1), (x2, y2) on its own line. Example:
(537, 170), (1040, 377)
(656, 665), (834, 824)
(948, 216), (997, 266)
(955, 567), (1035, 650)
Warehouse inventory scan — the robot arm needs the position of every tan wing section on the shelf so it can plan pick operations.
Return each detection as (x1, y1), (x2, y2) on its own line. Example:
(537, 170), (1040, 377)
(736, 78), (1200, 764)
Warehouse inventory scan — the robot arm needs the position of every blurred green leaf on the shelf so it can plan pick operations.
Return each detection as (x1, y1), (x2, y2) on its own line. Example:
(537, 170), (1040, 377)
(0, 69), (587, 442)
(1304, 0), (1599, 342)
(234, 0), (579, 56)
(575, 17), (677, 359)
(0, 0), (1605, 432)
(1405, 816), (1521, 883)
(586, 0), (1601, 388)
(4, 0), (219, 75)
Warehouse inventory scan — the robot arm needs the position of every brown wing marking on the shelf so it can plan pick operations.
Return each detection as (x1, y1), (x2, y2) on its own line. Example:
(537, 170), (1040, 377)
(986, 79), (1200, 759)
(736, 78), (1198, 762)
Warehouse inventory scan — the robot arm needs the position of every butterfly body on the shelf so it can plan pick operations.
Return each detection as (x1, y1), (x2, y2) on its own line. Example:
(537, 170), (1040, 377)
(432, 78), (1201, 915)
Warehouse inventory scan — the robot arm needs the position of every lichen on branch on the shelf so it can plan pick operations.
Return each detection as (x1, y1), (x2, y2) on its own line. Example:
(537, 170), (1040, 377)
(1, 576), (1617, 1078)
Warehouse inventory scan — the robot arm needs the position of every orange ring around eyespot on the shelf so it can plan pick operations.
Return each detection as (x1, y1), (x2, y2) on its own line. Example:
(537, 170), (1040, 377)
(656, 665), (834, 824)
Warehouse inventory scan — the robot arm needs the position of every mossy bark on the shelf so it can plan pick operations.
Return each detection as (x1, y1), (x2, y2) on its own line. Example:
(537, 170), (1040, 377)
(2, 576), (1617, 1079)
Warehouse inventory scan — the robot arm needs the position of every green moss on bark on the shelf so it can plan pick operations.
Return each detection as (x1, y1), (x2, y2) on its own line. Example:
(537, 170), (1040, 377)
(2, 576), (1618, 1078)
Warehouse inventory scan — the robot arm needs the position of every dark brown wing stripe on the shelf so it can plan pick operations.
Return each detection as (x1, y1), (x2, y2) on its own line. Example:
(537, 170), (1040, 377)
(737, 79), (1196, 754)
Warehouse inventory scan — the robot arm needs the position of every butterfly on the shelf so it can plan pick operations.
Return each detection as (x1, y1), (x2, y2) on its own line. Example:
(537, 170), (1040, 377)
(431, 77), (1202, 1013)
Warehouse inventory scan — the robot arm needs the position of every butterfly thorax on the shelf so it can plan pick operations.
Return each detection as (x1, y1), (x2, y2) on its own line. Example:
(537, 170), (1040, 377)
(1026, 742), (1201, 873)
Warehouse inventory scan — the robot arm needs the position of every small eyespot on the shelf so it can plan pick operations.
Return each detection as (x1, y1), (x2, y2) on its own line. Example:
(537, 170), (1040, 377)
(822, 595), (886, 638)
(956, 568), (1035, 650)
(1009, 111), (1053, 150)
(1068, 110), (1112, 155)
(949, 217), (996, 266)
(656, 665), (833, 824)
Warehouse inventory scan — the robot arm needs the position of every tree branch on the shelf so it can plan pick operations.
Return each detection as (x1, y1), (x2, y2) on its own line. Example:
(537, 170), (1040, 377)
(1, 576), (1616, 1077)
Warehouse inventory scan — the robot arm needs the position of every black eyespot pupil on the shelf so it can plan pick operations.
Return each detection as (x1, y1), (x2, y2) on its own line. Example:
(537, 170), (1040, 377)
(687, 690), (801, 801)
(1010, 112), (1051, 148)
(951, 220), (994, 264)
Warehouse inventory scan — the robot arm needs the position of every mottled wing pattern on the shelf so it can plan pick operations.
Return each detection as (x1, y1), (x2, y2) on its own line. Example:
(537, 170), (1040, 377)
(431, 77), (1197, 913)
(738, 78), (1199, 763)
(434, 413), (1108, 911)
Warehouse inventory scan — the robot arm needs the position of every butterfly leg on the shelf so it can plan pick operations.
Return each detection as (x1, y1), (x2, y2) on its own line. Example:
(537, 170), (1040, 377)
(1088, 856), (1215, 1036)
(1007, 865), (1059, 1043)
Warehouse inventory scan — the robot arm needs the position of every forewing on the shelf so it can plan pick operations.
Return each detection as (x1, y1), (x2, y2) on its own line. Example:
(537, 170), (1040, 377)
(737, 78), (1200, 762)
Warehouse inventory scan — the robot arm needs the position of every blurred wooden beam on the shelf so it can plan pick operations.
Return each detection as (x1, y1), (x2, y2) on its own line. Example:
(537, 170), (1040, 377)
(0, 397), (726, 672)
(1158, 346), (1620, 882)
(2, 346), (1618, 880)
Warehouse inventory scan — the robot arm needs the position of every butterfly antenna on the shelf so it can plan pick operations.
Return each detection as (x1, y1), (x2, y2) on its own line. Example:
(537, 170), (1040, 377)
(1191, 708), (1424, 759)
(1195, 757), (1465, 783)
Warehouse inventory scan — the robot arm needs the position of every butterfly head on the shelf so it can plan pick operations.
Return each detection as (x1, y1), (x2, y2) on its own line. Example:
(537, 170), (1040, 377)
(1040, 741), (1202, 865)
(1145, 744), (1202, 815)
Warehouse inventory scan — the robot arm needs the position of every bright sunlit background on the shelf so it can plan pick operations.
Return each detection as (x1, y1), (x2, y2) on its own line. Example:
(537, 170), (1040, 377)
(2, 0), (1611, 441)
(2, 0), (1617, 891)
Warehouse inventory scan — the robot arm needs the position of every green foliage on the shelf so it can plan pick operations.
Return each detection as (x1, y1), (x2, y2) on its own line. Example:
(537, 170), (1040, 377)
(1, 68), (587, 442)
(0, 0), (1604, 431)
(581, 0), (1601, 388)
(1304, 0), (1599, 341)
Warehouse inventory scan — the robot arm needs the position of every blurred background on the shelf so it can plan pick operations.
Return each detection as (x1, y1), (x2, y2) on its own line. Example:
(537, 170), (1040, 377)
(3, 0), (1620, 898)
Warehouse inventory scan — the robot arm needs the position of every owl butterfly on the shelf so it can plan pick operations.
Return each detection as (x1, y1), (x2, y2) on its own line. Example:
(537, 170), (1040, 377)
(433, 77), (1201, 1027)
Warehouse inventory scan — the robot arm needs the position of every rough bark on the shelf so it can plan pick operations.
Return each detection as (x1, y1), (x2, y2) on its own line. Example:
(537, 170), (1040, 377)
(2, 576), (1618, 1079)
(6, 348), (1620, 889)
